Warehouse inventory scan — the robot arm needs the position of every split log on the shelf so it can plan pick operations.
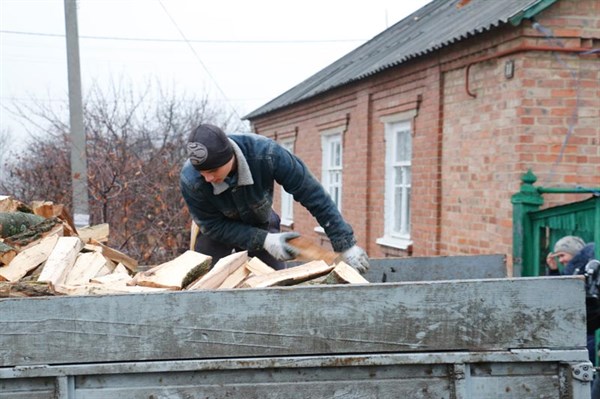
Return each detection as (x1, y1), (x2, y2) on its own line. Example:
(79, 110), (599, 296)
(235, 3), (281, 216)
(245, 256), (276, 275)
(322, 261), (370, 284)
(62, 251), (113, 286)
(0, 281), (57, 297)
(3, 216), (63, 248)
(90, 272), (132, 285)
(54, 283), (168, 296)
(135, 250), (212, 290)
(31, 201), (63, 219)
(0, 212), (46, 238)
(0, 196), (32, 213)
(242, 260), (334, 288)
(88, 238), (138, 272)
(288, 236), (339, 265)
(217, 262), (251, 289)
(188, 251), (248, 290)
(37, 236), (84, 286)
(0, 234), (59, 282)
(0, 241), (17, 265)
(78, 223), (109, 243)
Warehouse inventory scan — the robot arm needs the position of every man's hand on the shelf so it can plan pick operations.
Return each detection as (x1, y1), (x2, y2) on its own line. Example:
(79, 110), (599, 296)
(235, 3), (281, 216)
(342, 245), (370, 274)
(263, 232), (300, 261)
(546, 252), (558, 270)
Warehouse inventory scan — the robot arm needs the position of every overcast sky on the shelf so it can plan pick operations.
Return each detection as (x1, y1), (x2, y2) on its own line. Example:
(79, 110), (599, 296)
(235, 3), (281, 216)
(0, 0), (432, 152)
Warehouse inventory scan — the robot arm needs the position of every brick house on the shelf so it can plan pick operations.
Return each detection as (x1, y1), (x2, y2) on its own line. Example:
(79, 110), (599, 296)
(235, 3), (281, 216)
(244, 0), (600, 264)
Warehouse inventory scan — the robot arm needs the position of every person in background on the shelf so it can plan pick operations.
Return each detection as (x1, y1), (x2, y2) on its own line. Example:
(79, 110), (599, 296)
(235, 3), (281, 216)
(546, 236), (598, 375)
(179, 123), (370, 273)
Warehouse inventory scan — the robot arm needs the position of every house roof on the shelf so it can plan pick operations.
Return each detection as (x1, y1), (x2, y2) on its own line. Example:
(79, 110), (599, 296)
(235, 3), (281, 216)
(245, 0), (557, 120)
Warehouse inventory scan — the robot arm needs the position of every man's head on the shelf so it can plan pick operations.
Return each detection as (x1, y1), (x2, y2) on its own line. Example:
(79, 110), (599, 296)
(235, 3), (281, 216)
(187, 124), (234, 171)
(553, 235), (586, 264)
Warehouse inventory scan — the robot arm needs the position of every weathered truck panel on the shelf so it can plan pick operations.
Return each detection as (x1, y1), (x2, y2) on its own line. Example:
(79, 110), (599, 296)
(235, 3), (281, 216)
(0, 256), (592, 398)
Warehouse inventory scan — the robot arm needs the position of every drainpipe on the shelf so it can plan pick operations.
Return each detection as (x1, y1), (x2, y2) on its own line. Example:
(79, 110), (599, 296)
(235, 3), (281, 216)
(465, 45), (598, 98)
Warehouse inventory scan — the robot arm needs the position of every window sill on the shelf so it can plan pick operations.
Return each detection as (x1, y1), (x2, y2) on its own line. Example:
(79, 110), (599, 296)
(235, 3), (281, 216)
(376, 236), (412, 250)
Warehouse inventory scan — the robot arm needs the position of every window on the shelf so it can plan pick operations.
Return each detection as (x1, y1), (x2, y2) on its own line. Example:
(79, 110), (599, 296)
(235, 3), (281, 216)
(321, 132), (343, 211)
(280, 139), (295, 226)
(377, 116), (413, 249)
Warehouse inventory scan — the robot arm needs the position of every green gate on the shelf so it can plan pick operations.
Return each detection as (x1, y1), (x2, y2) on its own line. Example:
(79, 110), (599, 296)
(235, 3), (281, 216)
(512, 170), (600, 278)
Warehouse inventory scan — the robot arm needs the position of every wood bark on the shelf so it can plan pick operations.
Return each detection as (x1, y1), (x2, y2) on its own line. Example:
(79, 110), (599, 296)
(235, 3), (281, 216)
(0, 281), (57, 297)
(135, 250), (212, 290)
(0, 212), (47, 238)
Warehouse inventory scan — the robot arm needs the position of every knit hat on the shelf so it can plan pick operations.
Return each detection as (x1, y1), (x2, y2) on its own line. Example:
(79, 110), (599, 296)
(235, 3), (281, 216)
(187, 124), (234, 171)
(553, 236), (586, 256)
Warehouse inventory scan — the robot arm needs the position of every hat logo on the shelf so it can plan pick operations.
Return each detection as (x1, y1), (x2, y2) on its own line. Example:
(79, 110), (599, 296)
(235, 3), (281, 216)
(188, 142), (208, 166)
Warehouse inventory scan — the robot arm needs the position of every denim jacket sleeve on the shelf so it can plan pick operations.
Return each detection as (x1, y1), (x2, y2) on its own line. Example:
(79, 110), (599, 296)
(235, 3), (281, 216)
(269, 141), (356, 252)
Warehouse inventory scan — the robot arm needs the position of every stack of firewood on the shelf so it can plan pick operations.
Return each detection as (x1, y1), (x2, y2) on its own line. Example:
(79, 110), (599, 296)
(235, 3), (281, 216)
(0, 196), (368, 297)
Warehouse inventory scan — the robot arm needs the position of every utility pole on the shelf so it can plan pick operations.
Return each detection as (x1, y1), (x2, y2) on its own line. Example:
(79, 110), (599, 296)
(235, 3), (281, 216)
(64, 0), (89, 228)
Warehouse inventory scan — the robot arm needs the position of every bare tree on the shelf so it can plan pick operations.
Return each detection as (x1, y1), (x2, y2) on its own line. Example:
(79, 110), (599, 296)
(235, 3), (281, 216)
(1, 81), (240, 264)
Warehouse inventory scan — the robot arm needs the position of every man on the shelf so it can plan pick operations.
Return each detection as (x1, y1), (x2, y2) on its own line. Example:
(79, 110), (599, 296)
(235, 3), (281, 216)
(180, 123), (369, 273)
(546, 235), (598, 376)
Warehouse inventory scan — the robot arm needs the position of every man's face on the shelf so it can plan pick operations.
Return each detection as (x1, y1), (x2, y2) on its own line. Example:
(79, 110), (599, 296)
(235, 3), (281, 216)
(198, 156), (234, 184)
(554, 251), (574, 265)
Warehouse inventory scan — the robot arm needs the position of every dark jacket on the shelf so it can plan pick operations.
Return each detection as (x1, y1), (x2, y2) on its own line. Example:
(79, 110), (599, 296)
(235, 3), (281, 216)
(547, 243), (596, 276)
(180, 133), (356, 253)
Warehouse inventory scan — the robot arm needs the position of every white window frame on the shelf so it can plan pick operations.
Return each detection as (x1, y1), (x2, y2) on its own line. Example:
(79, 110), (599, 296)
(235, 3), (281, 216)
(279, 138), (295, 227)
(376, 111), (415, 250)
(316, 128), (344, 234)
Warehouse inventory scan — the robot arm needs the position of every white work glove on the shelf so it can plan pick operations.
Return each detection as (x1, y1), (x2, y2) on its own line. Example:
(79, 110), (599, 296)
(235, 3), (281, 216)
(342, 245), (370, 274)
(263, 232), (300, 261)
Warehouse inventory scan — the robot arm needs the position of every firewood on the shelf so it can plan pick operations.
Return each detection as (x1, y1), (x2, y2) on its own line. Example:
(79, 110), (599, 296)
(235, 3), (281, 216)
(0, 241), (17, 265)
(0, 196), (32, 213)
(31, 201), (63, 219)
(37, 236), (84, 286)
(245, 256), (276, 275)
(54, 283), (168, 296)
(288, 236), (340, 265)
(3, 216), (63, 248)
(322, 261), (370, 284)
(0, 212), (46, 238)
(0, 234), (59, 282)
(242, 260), (334, 288)
(90, 272), (132, 285)
(135, 250), (212, 290)
(62, 251), (112, 286)
(78, 223), (109, 243)
(0, 281), (57, 297)
(217, 262), (251, 289)
(190, 220), (200, 250)
(88, 238), (138, 272)
(187, 251), (248, 290)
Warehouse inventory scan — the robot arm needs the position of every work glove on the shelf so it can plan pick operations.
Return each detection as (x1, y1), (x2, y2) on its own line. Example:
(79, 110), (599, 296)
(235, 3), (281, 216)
(342, 245), (370, 274)
(263, 232), (301, 261)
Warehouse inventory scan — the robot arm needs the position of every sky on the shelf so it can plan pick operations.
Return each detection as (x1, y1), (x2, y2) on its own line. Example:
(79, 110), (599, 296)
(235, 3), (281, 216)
(0, 0), (433, 154)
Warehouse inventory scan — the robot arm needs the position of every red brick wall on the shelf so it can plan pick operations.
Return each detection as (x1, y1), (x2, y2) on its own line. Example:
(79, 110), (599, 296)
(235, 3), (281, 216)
(251, 0), (600, 261)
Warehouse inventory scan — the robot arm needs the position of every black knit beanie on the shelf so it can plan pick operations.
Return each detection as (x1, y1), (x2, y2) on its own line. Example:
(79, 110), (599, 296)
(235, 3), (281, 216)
(187, 124), (234, 170)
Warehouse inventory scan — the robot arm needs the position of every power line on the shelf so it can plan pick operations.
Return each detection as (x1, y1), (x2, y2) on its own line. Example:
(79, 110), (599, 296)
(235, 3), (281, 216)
(156, 0), (242, 120)
(0, 29), (365, 44)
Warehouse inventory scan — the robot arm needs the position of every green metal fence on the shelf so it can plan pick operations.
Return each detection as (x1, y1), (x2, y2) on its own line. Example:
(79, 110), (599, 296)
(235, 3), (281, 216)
(512, 170), (600, 277)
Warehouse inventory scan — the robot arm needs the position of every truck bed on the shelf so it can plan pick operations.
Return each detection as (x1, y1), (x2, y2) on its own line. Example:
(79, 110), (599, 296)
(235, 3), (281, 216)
(0, 256), (592, 398)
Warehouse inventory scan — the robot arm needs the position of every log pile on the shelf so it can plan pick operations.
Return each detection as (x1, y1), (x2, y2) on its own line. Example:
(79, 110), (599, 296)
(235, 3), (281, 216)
(0, 196), (368, 297)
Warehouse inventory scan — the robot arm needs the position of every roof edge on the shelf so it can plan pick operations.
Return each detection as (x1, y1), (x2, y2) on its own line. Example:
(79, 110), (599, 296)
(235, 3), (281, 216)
(509, 0), (559, 26)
